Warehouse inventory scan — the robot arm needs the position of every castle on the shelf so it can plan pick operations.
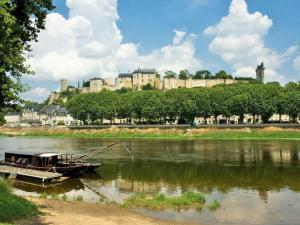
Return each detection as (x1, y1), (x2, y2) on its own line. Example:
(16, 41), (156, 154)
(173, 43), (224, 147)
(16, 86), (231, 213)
(49, 65), (269, 104)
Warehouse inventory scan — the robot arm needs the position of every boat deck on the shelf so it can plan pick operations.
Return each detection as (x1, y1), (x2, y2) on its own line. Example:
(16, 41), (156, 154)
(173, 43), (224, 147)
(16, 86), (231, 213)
(0, 165), (63, 182)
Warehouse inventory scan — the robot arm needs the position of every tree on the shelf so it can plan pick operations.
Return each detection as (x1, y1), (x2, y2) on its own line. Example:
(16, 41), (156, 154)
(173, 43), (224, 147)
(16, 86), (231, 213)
(0, 112), (5, 126)
(229, 94), (249, 124)
(209, 86), (232, 124)
(67, 93), (100, 124)
(194, 70), (211, 80)
(131, 91), (162, 123)
(97, 91), (120, 124)
(194, 88), (212, 124)
(285, 91), (300, 123)
(117, 92), (134, 124)
(164, 71), (177, 79)
(115, 87), (132, 94)
(141, 83), (156, 91)
(178, 70), (190, 80)
(215, 70), (232, 79)
(0, 0), (54, 109)
(161, 91), (178, 124)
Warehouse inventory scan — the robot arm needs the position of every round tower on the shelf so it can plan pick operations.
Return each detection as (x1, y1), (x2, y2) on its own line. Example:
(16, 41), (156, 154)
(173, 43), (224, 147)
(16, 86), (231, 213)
(256, 63), (265, 83)
(60, 79), (68, 92)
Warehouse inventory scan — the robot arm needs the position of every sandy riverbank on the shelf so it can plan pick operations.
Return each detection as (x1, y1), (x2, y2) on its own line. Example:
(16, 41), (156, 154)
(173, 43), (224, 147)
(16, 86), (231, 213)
(16, 198), (198, 225)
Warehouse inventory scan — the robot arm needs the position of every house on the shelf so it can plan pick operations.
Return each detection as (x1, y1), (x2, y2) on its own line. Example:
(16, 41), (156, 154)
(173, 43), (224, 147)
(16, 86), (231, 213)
(4, 112), (22, 126)
(40, 105), (74, 126)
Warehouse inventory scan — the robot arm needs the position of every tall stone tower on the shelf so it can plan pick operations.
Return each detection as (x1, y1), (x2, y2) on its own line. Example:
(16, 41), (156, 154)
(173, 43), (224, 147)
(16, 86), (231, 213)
(60, 79), (68, 92)
(256, 62), (265, 83)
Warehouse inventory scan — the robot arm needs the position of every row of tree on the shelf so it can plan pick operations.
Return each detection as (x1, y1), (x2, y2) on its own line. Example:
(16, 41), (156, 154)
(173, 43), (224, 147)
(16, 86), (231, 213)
(164, 70), (235, 80)
(66, 82), (300, 125)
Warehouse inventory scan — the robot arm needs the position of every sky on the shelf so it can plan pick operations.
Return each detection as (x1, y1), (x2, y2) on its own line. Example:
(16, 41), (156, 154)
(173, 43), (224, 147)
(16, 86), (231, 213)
(22, 0), (300, 102)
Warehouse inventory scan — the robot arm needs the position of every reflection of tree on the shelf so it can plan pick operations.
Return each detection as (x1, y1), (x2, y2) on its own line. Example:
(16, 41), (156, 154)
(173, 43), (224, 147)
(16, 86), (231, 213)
(290, 142), (299, 162)
(98, 160), (300, 194)
(258, 189), (268, 203)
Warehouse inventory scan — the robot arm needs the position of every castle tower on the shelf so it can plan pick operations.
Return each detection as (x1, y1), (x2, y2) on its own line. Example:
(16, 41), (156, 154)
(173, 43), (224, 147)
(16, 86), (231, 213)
(256, 62), (265, 83)
(60, 79), (68, 92)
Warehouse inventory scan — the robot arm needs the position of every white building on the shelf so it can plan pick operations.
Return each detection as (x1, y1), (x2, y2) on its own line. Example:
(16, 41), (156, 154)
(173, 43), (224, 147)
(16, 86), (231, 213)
(4, 112), (22, 126)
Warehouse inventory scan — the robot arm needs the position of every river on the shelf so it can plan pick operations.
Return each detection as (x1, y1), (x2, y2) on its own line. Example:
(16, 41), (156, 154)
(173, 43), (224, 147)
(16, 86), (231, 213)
(1, 137), (300, 225)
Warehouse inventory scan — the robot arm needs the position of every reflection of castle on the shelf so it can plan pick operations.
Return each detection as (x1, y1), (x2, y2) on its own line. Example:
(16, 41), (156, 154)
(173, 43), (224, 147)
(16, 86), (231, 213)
(49, 68), (238, 104)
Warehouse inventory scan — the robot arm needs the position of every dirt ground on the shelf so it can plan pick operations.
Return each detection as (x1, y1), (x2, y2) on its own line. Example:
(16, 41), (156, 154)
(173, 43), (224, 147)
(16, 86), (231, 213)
(17, 198), (199, 225)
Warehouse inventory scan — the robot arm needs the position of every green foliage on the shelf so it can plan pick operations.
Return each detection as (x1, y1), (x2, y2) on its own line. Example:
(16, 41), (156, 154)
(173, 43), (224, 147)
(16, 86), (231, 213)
(141, 83), (156, 91)
(61, 194), (68, 201)
(50, 193), (60, 200)
(66, 83), (300, 125)
(115, 87), (132, 94)
(39, 192), (48, 199)
(194, 70), (211, 79)
(164, 71), (177, 78)
(0, 179), (39, 223)
(208, 200), (221, 211)
(0, 112), (5, 126)
(178, 70), (191, 80)
(82, 80), (90, 87)
(123, 191), (206, 209)
(73, 195), (83, 201)
(215, 70), (233, 79)
(0, 0), (54, 109)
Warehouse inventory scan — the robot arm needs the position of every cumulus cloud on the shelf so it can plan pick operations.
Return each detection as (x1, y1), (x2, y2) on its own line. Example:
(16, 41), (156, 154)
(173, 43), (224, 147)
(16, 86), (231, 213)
(294, 56), (300, 74)
(22, 87), (51, 103)
(29, 0), (201, 82)
(204, 0), (297, 82)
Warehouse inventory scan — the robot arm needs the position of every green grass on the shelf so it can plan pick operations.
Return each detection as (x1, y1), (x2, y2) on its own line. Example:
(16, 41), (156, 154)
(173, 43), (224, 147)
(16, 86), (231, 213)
(208, 200), (221, 211)
(61, 194), (68, 201)
(123, 192), (206, 209)
(73, 195), (83, 201)
(50, 193), (60, 200)
(0, 179), (40, 223)
(39, 192), (48, 199)
(1, 129), (299, 140)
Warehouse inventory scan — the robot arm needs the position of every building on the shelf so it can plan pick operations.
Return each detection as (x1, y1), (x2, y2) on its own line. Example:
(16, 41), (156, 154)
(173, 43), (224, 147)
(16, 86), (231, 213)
(60, 79), (68, 92)
(4, 112), (22, 126)
(50, 68), (240, 101)
(256, 62), (265, 83)
(4, 105), (74, 127)
(40, 105), (74, 126)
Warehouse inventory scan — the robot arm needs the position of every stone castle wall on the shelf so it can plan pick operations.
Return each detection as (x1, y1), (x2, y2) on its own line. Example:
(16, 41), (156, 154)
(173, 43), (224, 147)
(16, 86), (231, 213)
(51, 74), (240, 102)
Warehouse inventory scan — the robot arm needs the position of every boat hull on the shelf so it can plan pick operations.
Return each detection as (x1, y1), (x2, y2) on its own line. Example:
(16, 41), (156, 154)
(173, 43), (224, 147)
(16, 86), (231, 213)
(2, 162), (101, 177)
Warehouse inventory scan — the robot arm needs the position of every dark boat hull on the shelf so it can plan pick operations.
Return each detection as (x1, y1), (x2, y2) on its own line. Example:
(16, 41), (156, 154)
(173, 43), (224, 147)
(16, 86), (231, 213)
(2, 162), (101, 177)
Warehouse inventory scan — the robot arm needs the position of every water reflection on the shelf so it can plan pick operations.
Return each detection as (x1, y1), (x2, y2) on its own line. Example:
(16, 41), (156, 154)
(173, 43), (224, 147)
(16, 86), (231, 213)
(1, 137), (300, 225)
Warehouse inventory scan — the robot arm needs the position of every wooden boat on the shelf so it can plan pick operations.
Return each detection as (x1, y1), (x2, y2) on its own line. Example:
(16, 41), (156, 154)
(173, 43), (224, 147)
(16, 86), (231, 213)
(0, 142), (122, 177)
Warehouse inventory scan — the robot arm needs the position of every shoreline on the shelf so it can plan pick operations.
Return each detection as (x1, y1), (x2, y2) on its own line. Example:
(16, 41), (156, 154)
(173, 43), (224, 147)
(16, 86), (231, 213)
(0, 126), (300, 140)
(16, 197), (199, 225)
(1, 126), (300, 140)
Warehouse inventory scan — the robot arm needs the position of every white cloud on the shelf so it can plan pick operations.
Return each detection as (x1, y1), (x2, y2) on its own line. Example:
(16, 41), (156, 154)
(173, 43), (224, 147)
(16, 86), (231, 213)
(22, 87), (50, 103)
(29, 0), (201, 82)
(204, 0), (297, 82)
(294, 56), (300, 74)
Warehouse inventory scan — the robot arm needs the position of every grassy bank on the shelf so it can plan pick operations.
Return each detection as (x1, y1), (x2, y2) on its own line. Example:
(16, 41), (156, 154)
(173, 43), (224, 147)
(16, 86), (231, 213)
(123, 192), (221, 211)
(0, 179), (39, 223)
(0, 127), (300, 140)
(123, 192), (206, 209)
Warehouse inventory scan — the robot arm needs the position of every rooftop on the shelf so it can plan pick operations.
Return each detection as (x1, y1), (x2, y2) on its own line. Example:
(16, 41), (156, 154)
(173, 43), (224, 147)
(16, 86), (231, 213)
(5, 151), (60, 157)
(118, 73), (132, 78)
(5, 112), (22, 116)
(133, 68), (156, 74)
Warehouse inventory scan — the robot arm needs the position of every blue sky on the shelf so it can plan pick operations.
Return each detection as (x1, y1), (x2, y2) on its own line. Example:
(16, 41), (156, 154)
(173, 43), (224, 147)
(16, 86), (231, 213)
(23, 0), (300, 102)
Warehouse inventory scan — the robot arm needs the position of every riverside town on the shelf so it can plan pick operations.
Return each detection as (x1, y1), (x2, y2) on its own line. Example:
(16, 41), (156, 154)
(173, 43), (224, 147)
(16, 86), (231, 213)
(1, 1), (300, 225)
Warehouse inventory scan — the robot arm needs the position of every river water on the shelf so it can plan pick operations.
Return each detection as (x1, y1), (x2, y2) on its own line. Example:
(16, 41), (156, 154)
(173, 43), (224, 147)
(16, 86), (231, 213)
(1, 137), (300, 225)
